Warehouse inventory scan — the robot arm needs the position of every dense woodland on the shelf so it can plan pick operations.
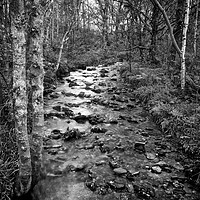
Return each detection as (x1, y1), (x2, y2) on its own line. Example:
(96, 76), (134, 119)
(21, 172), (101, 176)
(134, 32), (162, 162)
(0, 0), (200, 199)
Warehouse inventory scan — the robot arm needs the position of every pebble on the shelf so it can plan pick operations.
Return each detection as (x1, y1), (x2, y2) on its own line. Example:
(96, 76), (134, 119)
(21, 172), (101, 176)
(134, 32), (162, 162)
(151, 166), (162, 174)
(113, 168), (127, 175)
(146, 153), (156, 160)
(134, 142), (146, 153)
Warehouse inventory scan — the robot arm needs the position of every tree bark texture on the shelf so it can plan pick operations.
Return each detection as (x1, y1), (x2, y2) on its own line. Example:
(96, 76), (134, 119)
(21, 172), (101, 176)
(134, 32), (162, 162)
(150, 3), (159, 63)
(193, 0), (199, 57)
(27, 0), (44, 186)
(11, 1), (32, 195)
(181, 0), (190, 90)
(169, 0), (185, 65)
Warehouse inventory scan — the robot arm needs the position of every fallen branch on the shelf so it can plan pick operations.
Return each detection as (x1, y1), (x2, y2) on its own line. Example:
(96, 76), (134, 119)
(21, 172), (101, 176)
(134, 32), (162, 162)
(150, 0), (181, 56)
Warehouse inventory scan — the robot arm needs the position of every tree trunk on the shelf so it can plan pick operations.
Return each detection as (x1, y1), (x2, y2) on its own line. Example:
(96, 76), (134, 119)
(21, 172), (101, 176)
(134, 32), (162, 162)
(181, 0), (190, 90)
(169, 0), (185, 67)
(26, 0), (45, 186)
(11, 0), (32, 195)
(150, 3), (159, 63)
(193, 0), (199, 57)
(56, 22), (74, 71)
(51, 2), (54, 43)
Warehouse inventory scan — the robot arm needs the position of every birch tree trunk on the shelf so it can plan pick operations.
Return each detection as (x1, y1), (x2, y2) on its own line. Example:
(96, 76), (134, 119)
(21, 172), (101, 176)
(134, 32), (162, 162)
(181, 0), (190, 90)
(56, 32), (69, 71)
(27, 0), (45, 186)
(193, 0), (199, 57)
(11, 0), (32, 195)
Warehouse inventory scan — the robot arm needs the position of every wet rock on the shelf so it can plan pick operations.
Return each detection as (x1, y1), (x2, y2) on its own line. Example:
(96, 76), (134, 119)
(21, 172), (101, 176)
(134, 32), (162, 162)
(85, 179), (97, 191)
(91, 87), (102, 94)
(50, 129), (61, 140)
(110, 77), (117, 81)
(56, 64), (69, 79)
(84, 144), (94, 150)
(62, 128), (82, 141)
(98, 82), (106, 86)
(108, 180), (126, 190)
(134, 142), (146, 153)
(127, 170), (140, 180)
(100, 69), (109, 73)
(78, 92), (85, 98)
(53, 105), (62, 112)
(45, 111), (66, 119)
(70, 163), (86, 171)
(109, 118), (118, 124)
(127, 184), (134, 193)
(146, 153), (156, 160)
(141, 131), (149, 137)
(49, 93), (60, 99)
(69, 81), (79, 87)
(109, 160), (120, 169)
(133, 184), (155, 199)
(47, 149), (59, 155)
(87, 67), (96, 71)
(73, 114), (88, 123)
(44, 144), (62, 149)
(99, 145), (111, 153)
(62, 107), (74, 116)
(95, 160), (107, 166)
(162, 166), (172, 173)
(100, 73), (107, 77)
(91, 126), (107, 133)
(173, 162), (184, 171)
(151, 166), (162, 174)
(61, 91), (75, 97)
(171, 176), (187, 183)
(127, 117), (139, 123)
(154, 161), (167, 167)
(113, 168), (127, 175)
(127, 104), (136, 108)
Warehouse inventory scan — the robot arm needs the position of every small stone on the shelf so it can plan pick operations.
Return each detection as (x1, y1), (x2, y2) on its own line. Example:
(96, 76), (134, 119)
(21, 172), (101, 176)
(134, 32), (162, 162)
(95, 160), (107, 166)
(84, 144), (94, 150)
(151, 166), (162, 174)
(154, 161), (167, 167)
(113, 168), (127, 175)
(109, 119), (118, 124)
(127, 184), (134, 193)
(70, 163), (85, 171)
(109, 160), (120, 169)
(146, 153), (156, 160)
(134, 142), (146, 153)
(52, 106), (62, 112)
(44, 144), (62, 149)
(78, 92), (85, 98)
(173, 162), (184, 171)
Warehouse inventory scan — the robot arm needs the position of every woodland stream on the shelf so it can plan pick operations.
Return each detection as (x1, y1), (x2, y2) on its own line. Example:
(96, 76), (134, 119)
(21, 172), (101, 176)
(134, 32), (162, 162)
(31, 63), (200, 200)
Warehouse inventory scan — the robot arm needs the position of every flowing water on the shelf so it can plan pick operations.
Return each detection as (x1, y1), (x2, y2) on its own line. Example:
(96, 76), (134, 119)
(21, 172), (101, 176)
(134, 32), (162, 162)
(32, 63), (200, 200)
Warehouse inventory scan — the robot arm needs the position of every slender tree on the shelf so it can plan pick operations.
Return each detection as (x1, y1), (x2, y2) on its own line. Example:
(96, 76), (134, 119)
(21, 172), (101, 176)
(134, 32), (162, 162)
(193, 0), (199, 57)
(181, 0), (191, 90)
(11, 0), (32, 195)
(26, 0), (45, 186)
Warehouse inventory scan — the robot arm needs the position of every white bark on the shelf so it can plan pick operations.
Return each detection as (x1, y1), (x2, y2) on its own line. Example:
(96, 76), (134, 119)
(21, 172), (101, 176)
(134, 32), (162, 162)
(56, 22), (74, 71)
(181, 0), (190, 90)
(193, 0), (199, 57)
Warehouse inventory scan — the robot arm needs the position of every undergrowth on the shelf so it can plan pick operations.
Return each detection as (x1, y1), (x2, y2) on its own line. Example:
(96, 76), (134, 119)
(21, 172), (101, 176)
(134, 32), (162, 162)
(0, 90), (19, 200)
(119, 61), (200, 186)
